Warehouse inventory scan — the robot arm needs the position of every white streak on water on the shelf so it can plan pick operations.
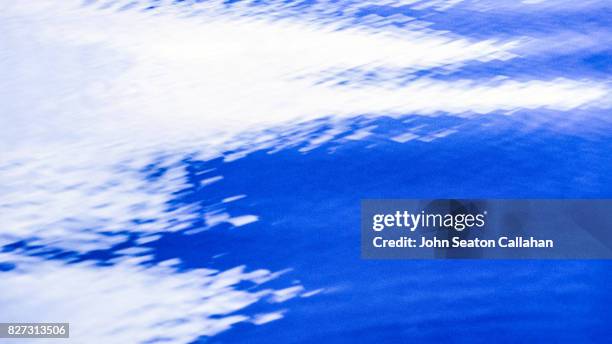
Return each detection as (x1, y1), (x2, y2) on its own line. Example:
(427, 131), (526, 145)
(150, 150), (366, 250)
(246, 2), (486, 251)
(0, 253), (291, 343)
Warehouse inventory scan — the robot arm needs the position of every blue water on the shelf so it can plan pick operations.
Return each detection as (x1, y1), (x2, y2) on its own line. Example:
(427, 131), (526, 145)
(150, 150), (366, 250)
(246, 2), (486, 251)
(1, 1), (612, 343)
(165, 114), (612, 343)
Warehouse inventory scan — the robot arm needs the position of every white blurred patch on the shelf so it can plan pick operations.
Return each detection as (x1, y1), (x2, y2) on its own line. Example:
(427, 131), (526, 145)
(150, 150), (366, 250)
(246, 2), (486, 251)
(251, 311), (286, 325)
(0, 253), (297, 343)
(270, 286), (305, 303)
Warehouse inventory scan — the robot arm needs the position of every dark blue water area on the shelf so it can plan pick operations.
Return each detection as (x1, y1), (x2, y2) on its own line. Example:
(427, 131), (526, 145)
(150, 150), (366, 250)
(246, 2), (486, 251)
(311, 46), (612, 89)
(358, 3), (612, 39)
(350, 3), (612, 82)
(406, 50), (612, 82)
(137, 112), (612, 343)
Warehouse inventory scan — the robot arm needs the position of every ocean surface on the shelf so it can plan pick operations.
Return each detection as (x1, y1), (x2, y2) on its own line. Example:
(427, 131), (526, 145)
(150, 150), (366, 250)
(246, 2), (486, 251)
(1, 1), (611, 343)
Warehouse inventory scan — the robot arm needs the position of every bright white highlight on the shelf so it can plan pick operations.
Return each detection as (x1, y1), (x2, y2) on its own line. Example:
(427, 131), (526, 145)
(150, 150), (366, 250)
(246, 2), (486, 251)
(0, 253), (304, 343)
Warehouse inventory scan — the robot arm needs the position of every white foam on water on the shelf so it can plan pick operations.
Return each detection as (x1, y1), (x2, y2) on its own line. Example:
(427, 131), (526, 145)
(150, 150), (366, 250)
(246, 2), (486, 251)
(0, 253), (303, 343)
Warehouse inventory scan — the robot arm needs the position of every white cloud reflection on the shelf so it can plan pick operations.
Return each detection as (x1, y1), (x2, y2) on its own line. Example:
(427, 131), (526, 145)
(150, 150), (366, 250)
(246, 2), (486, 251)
(0, 253), (293, 343)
